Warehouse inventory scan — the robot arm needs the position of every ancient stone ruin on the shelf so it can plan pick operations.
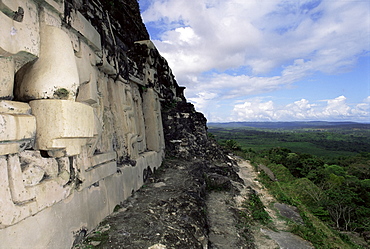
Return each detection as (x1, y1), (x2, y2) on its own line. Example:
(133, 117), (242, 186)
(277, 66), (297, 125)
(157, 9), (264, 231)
(0, 0), (193, 247)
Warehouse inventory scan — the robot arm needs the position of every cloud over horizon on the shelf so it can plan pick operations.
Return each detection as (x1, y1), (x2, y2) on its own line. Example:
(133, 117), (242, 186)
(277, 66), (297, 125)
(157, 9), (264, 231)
(232, 96), (370, 122)
(141, 0), (370, 122)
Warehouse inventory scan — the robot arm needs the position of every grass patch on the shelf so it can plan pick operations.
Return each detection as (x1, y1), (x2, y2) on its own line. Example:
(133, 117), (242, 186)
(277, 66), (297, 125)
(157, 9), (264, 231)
(289, 207), (355, 249)
(209, 126), (368, 159)
(243, 189), (272, 226)
(235, 213), (256, 248)
(73, 223), (112, 249)
(256, 164), (361, 249)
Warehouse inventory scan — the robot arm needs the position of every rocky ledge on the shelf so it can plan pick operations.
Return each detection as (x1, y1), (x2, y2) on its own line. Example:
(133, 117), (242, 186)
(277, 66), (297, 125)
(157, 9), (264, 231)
(73, 157), (248, 249)
(73, 155), (317, 249)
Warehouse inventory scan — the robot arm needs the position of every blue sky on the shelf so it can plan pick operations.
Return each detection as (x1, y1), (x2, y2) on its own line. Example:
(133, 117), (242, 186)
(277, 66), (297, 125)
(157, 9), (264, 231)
(139, 0), (370, 122)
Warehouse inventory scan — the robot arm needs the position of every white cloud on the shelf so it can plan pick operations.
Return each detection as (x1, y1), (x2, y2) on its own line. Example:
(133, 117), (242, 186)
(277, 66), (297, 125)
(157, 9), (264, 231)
(321, 95), (350, 118)
(231, 96), (370, 122)
(351, 96), (370, 117)
(143, 0), (369, 80)
(233, 99), (275, 121)
(142, 0), (370, 121)
(188, 91), (218, 111)
(162, 26), (200, 45)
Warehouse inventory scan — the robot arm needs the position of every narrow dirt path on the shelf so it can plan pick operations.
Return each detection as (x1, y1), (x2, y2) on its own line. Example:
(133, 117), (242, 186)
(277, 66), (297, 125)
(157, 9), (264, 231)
(235, 159), (287, 230)
(207, 191), (245, 248)
(232, 157), (314, 249)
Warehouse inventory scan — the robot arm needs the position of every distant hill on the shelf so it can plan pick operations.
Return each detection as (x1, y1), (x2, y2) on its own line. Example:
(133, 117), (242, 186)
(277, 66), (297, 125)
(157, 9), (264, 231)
(207, 121), (370, 130)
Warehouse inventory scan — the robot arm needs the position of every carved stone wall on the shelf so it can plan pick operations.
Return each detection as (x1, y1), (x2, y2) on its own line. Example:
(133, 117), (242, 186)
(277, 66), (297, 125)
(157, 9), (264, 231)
(0, 0), (176, 247)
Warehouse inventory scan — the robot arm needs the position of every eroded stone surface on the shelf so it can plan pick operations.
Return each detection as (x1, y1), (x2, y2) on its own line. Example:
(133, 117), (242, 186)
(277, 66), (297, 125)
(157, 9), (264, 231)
(0, 57), (14, 99)
(30, 99), (94, 156)
(68, 9), (101, 51)
(20, 150), (59, 179)
(15, 25), (79, 101)
(0, 111), (36, 155)
(0, 0), (40, 61)
(0, 113), (36, 142)
(274, 203), (304, 225)
(0, 100), (31, 114)
(261, 229), (314, 249)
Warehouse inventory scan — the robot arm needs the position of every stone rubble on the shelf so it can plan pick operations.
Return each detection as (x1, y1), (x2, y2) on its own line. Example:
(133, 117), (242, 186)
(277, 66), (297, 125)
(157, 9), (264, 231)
(73, 157), (250, 249)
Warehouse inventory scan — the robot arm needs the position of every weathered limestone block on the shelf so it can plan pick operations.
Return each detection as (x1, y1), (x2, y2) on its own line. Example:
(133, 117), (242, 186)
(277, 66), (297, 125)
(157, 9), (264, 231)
(15, 25), (79, 101)
(33, 178), (73, 211)
(107, 80), (139, 159)
(38, 5), (62, 27)
(85, 106), (103, 157)
(16, 150), (73, 210)
(22, 165), (44, 186)
(127, 133), (139, 159)
(141, 151), (164, 176)
(0, 100), (31, 114)
(1, 151), (74, 227)
(64, 26), (80, 52)
(98, 50), (117, 75)
(0, 101), (36, 155)
(40, 0), (64, 15)
(119, 152), (163, 199)
(7, 154), (36, 204)
(0, 176), (110, 246)
(100, 108), (115, 154)
(68, 10), (101, 52)
(98, 72), (110, 108)
(131, 84), (147, 154)
(75, 42), (99, 105)
(76, 70), (98, 105)
(56, 157), (70, 185)
(75, 41), (97, 84)
(143, 89), (165, 152)
(0, 0), (18, 11)
(0, 143), (19, 156)
(0, 0), (39, 66)
(120, 164), (141, 198)
(30, 99), (94, 156)
(0, 156), (12, 227)
(0, 57), (14, 99)
(89, 151), (116, 167)
(0, 114), (36, 141)
(0, 156), (38, 227)
(20, 150), (59, 181)
(121, 82), (143, 159)
(94, 75), (116, 154)
(76, 148), (117, 190)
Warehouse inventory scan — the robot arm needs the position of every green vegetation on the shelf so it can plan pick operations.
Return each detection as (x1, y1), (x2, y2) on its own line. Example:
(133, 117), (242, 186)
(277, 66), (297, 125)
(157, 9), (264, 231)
(219, 139), (242, 151)
(208, 122), (370, 158)
(252, 150), (370, 248)
(236, 192), (272, 247)
(244, 191), (272, 225)
(53, 88), (69, 99)
(211, 122), (370, 248)
(73, 223), (112, 249)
